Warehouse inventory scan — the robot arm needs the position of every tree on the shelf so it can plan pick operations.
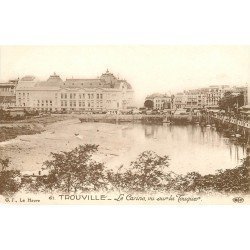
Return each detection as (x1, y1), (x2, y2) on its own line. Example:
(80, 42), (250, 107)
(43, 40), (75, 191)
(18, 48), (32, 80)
(144, 99), (154, 109)
(32, 144), (108, 193)
(106, 165), (127, 192)
(0, 109), (10, 121)
(21, 146), (249, 195)
(0, 158), (21, 196)
(106, 151), (171, 192)
(173, 156), (250, 194)
(219, 91), (245, 112)
(163, 101), (171, 109)
(124, 151), (170, 192)
(174, 172), (202, 192)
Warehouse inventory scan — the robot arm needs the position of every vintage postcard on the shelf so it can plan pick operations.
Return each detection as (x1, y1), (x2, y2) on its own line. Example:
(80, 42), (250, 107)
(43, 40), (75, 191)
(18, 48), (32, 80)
(0, 45), (249, 204)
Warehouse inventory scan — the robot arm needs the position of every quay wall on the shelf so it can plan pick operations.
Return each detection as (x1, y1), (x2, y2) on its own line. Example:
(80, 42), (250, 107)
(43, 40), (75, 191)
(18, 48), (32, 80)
(77, 113), (250, 128)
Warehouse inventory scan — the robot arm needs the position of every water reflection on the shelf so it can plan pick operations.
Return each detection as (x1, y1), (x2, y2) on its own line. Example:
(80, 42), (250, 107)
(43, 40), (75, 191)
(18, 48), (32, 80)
(120, 123), (245, 175)
(1, 120), (246, 175)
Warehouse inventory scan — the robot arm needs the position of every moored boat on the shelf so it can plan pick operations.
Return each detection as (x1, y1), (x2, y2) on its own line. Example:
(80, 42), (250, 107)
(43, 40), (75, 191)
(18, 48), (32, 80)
(163, 117), (171, 124)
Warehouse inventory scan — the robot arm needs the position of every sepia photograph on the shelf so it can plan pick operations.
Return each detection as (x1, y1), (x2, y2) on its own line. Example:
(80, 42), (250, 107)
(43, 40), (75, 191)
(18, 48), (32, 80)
(0, 45), (249, 204)
(1, 1), (250, 250)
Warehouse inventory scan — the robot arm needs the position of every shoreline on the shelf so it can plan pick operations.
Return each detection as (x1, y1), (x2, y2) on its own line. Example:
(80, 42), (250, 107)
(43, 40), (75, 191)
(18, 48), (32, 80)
(1, 113), (249, 146)
(1, 112), (249, 156)
(0, 114), (82, 143)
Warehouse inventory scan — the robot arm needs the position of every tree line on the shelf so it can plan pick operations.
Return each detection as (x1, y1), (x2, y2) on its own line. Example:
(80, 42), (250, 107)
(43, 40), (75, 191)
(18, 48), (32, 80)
(0, 144), (249, 196)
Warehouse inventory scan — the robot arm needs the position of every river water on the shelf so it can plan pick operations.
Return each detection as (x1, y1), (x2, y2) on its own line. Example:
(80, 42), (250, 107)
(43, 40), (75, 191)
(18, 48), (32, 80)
(0, 119), (246, 175)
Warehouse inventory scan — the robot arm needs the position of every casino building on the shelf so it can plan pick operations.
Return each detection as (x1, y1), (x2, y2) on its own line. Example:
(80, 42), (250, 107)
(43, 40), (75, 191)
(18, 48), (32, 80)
(15, 70), (134, 113)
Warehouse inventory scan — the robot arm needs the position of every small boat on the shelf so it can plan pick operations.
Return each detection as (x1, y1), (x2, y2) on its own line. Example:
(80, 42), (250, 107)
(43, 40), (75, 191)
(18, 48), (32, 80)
(230, 136), (238, 141)
(79, 118), (87, 123)
(163, 117), (171, 124)
(200, 121), (206, 126)
(163, 121), (171, 125)
(20, 139), (30, 142)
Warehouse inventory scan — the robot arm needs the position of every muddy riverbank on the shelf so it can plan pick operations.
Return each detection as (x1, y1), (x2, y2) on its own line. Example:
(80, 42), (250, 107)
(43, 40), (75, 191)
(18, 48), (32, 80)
(0, 124), (44, 142)
(0, 114), (81, 142)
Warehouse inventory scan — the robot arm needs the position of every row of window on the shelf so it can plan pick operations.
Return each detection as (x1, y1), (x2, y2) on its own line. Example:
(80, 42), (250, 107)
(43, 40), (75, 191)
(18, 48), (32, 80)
(155, 99), (170, 103)
(18, 92), (29, 97)
(61, 101), (103, 107)
(61, 93), (103, 99)
(155, 104), (163, 107)
(36, 100), (53, 107)
(0, 87), (14, 92)
(37, 100), (53, 104)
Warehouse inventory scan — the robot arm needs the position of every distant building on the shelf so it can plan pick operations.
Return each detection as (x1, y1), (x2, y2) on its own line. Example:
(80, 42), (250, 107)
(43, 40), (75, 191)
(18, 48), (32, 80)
(248, 83), (250, 106)
(145, 93), (172, 110)
(15, 70), (134, 113)
(0, 79), (18, 108)
(206, 85), (230, 108)
(174, 85), (230, 110)
(146, 84), (240, 111)
(231, 85), (248, 105)
(240, 83), (250, 119)
(174, 93), (187, 109)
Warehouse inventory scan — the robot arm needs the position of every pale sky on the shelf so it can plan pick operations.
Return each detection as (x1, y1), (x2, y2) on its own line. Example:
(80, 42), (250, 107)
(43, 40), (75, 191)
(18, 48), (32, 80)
(0, 46), (249, 105)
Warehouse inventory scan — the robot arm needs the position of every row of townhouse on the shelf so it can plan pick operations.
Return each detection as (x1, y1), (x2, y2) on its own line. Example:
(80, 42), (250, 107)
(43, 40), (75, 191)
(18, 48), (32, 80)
(182, 85), (232, 109)
(146, 84), (248, 110)
(14, 70), (134, 114)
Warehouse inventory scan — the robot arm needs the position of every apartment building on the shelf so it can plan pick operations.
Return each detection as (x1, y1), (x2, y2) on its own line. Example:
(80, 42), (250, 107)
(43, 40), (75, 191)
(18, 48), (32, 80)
(0, 79), (18, 108)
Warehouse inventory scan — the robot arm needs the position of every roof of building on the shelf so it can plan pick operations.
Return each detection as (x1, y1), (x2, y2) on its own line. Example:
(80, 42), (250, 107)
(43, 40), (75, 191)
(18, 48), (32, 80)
(208, 85), (230, 89)
(0, 82), (15, 87)
(20, 76), (36, 81)
(17, 81), (37, 89)
(63, 78), (132, 90)
(46, 73), (63, 83)
(175, 92), (185, 96)
(17, 75), (38, 89)
(146, 93), (170, 99)
(33, 73), (63, 88)
(16, 71), (133, 91)
(64, 78), (104, 88)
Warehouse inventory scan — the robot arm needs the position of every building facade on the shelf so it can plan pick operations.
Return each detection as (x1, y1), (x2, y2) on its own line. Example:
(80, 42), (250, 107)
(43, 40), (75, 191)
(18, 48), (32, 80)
(241, 83), (250, 119)
(205, 85), (230, 108)
(172, 85), (231, 110)
(248, 82), (250, 106)
(146, 85), (243, 111)
(0, 79), (18, 108)
(145, 93), (172, 110)
(15, 70), (134, 113)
